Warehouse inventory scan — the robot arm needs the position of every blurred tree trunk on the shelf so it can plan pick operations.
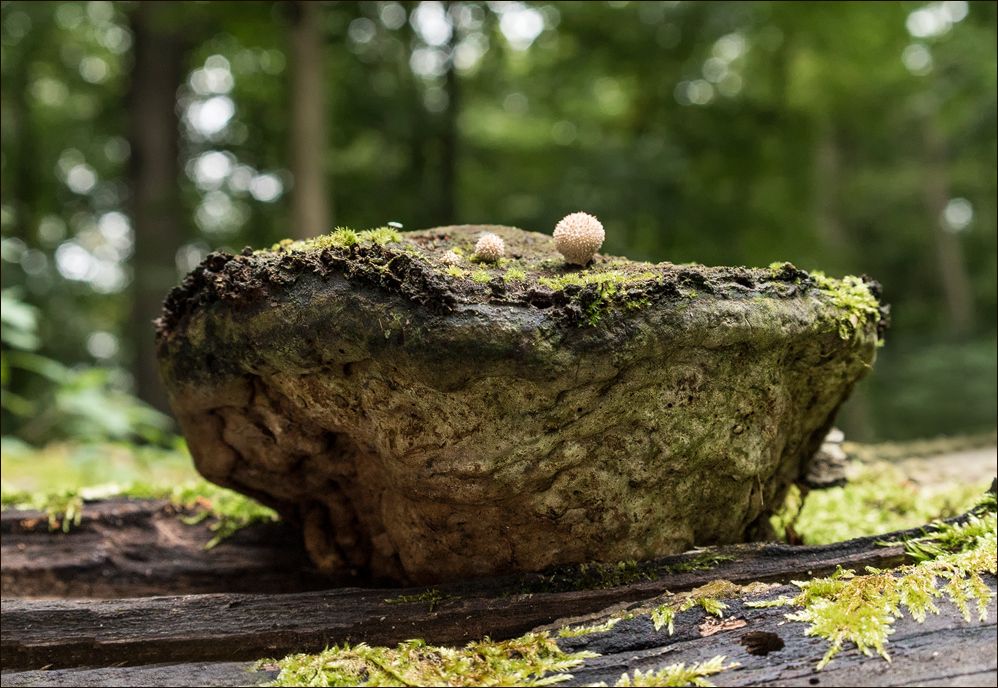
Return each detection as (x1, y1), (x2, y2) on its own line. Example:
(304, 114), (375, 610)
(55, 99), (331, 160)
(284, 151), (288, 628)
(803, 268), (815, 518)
(127, 4), (187, 415)
(813, 122), (848, 264)
(439, 9), (459, 225)
(289, 1), (332, 240)
(921, 114), (973, 336)
(6, 33), (38, 243)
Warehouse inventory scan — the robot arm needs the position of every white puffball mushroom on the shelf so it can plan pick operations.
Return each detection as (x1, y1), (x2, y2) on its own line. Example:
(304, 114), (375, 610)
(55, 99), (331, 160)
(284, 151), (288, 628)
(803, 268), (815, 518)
(440, 250), (462, 266)
(554, 212), (604, 266)
(474, 233), (505, 263)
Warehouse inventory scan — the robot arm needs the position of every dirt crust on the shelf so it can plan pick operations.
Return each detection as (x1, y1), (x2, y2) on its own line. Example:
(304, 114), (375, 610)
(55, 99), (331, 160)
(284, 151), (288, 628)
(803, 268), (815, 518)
(156, 225), (884, 584)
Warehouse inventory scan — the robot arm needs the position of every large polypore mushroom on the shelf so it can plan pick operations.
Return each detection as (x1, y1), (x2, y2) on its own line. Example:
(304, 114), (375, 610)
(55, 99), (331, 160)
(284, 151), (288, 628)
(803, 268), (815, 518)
(156, 225), (885, 584)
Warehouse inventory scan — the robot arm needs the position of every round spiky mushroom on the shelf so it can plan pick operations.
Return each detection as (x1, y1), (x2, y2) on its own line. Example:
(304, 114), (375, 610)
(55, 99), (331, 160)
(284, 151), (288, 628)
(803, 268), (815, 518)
(475, 233), (505, 263)
(440, 250), (462, 266)
(554, 212), (604, 265)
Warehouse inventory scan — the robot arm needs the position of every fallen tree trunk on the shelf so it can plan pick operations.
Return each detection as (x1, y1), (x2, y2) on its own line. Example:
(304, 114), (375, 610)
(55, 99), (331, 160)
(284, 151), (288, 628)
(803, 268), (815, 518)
(1, 578), (994, 687)
(0, 497), (987, 672)
(1, 498), (344, 598)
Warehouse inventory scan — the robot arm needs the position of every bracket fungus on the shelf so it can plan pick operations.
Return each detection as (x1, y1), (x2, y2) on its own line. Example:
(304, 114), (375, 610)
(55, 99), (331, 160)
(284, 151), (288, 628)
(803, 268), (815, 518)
(157, 224), (885, 584)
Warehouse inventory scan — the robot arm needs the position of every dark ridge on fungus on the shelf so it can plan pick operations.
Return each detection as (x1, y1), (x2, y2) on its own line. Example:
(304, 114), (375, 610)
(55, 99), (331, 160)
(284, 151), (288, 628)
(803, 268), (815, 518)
(156, 226), (865, 346)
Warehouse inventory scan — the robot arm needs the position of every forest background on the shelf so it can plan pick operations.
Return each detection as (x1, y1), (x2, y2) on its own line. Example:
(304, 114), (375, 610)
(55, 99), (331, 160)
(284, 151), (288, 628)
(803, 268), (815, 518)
(1, 0), (995, 469)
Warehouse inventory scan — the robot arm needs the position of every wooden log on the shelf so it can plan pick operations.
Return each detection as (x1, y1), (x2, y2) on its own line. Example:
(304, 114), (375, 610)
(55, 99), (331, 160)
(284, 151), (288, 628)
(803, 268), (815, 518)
(2, 577), (994, 687)
(556, 576), (997, 687)
(1, 498), (346, 598)
(1, 503), (972, 671)
(3, 494), (916, 601)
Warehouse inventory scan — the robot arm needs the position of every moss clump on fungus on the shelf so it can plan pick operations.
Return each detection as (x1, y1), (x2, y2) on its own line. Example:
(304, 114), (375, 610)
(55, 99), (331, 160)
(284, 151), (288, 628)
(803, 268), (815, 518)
(266, 226), (403, 254)
(810, 272), (881, 341)
(504, 266), (527, 281)
(0, 480), (278, 548)
(751, 491), (997, 669)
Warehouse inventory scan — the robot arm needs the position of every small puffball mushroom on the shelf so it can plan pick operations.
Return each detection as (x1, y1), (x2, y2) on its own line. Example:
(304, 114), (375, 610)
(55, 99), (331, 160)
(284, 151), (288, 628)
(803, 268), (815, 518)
(554, 212), (604, 265)
(440, 250), (462, 266)
(474, 233), (505, 262)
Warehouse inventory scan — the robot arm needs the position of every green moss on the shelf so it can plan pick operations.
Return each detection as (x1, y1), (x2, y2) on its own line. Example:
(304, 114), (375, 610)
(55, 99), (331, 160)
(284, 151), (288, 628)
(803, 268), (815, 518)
(383, 589), (456, 612)
(607, 656), (738, 687)
(661, 552), (735, 575)
(569, 560), (657, 590)
(509, 552), (736, 596)
(751, 491), (997, 669)
(471, 268), (492, 283)
(264, 633), (598, 687)
(444, 265), (466, 279)
(504, 266), (527, 281)
(267, 226), (403, 254)
(650, 604), (676, 634)
(558, 618), (622, 638)
(359, 226), (403, 244)
(811, 272), (881, 341)
(0, 487), (84, 532)
(771, 461), (990, 545)
(1, 479), (278, 548)
(538, 270), (628, 292)
(649, 579), (739, 634)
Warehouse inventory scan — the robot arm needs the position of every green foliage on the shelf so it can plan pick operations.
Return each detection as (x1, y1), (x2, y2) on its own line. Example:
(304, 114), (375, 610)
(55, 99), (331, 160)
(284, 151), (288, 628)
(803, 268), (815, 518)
(751, 494), (997, 669)
(383, 589), (456, 613)
(0, 288), (40, 352)
(1, 290), (171, 444)
(444, 265), (466, 278)
(471, 268), (492, 283)
(606, 656), (738, 687)
(504, 266), (527, 281)
(772, 461), (991, 545)
(265, 634), (598, 687)
(2, 0), (996, 444)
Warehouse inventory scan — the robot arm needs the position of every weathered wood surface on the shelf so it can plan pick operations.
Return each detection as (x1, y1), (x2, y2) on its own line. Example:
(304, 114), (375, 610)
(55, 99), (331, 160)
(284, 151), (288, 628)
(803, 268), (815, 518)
(556, 576), (997, 687)
(1, 498), (345, 598)
(0, 501), (974, 672)
(2, 577), (994, 687)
